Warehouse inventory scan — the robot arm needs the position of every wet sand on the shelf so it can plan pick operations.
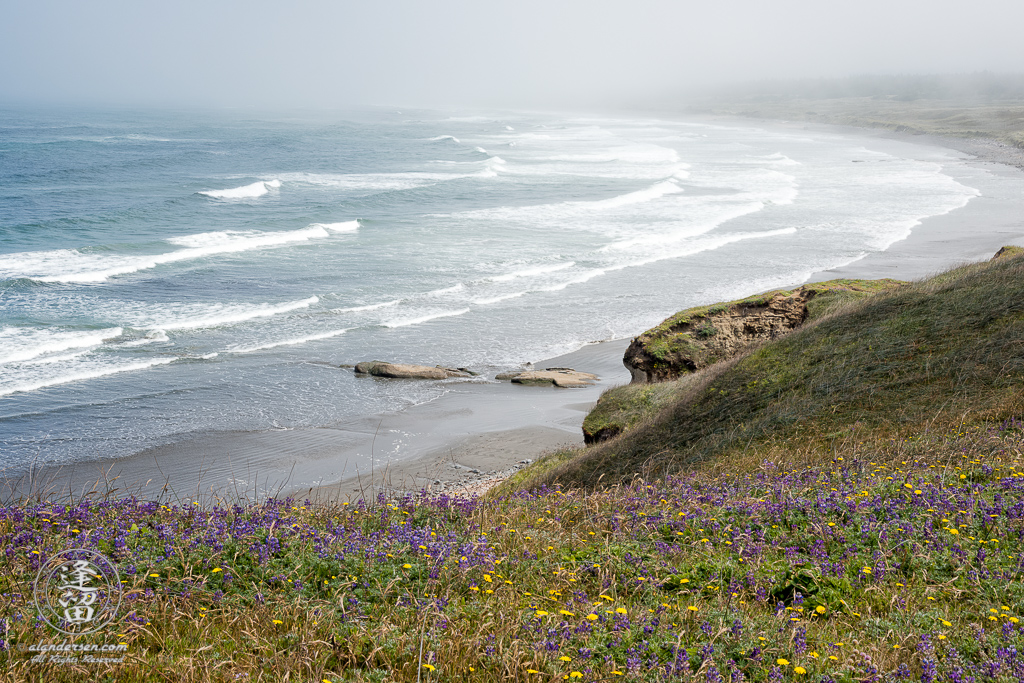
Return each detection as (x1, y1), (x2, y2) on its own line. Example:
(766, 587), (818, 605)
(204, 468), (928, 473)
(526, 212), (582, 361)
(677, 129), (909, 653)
(3, 339), (631, 503)
(7, 121), (1024, 504)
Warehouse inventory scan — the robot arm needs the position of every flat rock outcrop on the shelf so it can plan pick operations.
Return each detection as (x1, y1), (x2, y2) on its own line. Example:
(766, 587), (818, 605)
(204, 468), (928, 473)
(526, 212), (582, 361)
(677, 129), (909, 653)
(624, 279), (904, 383)
(353, 361), (471, 379)
(496, 368), (598, 388)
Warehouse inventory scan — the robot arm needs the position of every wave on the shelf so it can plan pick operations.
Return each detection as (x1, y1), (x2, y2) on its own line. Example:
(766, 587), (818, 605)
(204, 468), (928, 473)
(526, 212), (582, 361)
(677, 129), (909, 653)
(121, 330), (170, 347)
(309, 220), (360, 233)
(476, 156), (508, 178)
(0, 327), (123, 365)
(429, 135), (461, 143)
(472, 291), (527, 305)
(1, 225), (339, 283)
(229, 328), (350, 354)
(133, 296), (319, 332)
(592, 179), (683, 209)
(19, 349), (93, 365)
(616, 228), (800, 272)
(198, 179), (281, 199)
(331, 299), (401, 313)
(382, 308), (471, 328)
(0, 358), (177, 398)
(425, 283), (464, 296)
(489, 262), (575, 282)
(539, 269), (608, 292)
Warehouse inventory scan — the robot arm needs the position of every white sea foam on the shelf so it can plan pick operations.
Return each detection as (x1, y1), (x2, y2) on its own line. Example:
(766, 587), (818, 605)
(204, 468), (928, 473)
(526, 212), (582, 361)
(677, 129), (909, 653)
(429, 135), (460, 143)
(1, 226), (338, 283)
(0, 358), (177, 397)
(130, 296), (319, 332)
(229, 328), (350, 353)
(20, 350), (92, 365)
(474, 147), (487, 154)
(425, 283), (464, 296)
(0, 327), (123, 365)
(471, 292), (527, 305)
(332, 299), (401, 313)
(198, 179), (281, 199)
(121, 330), (170, 347)
(382, 309), (471, 328)
(592, 179), (683, 209)
(310, 220), (360, 233)
(539, 269), (608, 292)
(489, 262), (575, 282)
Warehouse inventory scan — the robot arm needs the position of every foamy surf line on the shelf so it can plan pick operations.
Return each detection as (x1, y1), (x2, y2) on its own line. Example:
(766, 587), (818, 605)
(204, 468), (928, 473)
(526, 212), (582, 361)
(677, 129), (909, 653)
(0, 357), (177, 397)
(309, 220), (360, 233)
(332, 299), (401, 313)
(489, 262), (575, 282)
(199, 179), (281, 199)
(382, 308), (471, 328)
(0, 327), (124, 365)
(1, 221), (358, 283)
(133, 296), (320, 332)
(229, 328), (350, 354)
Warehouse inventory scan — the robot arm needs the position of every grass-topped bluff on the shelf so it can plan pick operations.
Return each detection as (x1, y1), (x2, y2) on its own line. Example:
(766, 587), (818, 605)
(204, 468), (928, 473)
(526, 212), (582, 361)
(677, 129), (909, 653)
(4, 250), (1024, 683)
(516, 247), (1024, 492)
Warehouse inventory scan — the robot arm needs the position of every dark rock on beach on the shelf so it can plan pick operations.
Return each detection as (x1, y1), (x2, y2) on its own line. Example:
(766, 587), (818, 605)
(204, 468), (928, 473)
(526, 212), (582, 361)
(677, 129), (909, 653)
(354, 361), (471, 379)
(496, 368), (598, 388)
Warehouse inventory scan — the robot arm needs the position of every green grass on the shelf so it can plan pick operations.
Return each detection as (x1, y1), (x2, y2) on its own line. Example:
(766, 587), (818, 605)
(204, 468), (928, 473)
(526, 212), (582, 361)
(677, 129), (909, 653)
(522, 252), (1024, 491)
(634, 279), (904, 372)
(5, 253), (1024, 682)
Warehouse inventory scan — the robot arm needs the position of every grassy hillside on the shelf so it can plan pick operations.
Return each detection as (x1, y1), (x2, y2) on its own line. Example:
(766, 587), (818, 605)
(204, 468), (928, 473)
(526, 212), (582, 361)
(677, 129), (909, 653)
(5, 251), (1024, 682)
(515, 250), (1024, 491)
(590, 279), (904, 440)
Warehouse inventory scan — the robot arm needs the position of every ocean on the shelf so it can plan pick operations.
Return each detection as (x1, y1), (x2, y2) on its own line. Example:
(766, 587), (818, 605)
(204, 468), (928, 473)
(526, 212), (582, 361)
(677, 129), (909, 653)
(0, 107), (984, 471)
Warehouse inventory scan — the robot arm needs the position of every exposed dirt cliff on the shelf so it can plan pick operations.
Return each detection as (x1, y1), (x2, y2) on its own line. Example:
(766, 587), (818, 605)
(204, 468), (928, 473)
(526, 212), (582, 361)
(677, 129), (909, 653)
(622, 279), (905, 384)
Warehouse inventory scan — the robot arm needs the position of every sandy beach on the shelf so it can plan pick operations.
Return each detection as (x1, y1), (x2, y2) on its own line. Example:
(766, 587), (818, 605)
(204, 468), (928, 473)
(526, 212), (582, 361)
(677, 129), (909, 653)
(7, 121), (1023, 505)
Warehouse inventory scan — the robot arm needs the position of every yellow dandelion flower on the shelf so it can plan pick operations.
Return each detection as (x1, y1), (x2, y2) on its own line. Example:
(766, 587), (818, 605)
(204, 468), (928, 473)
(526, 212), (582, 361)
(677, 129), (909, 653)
(422, 664), (435, 672)
(777, 659), (789, 666)
(535, 610), (549, 617)
(559, 656), (572, 662)
(615, 607), (627, 614)
(586, 614), (599, 621)
(794, 667), (807, 675)
(272, 619), (283, 625)
(815, 605), (826, 614)
(403, 563), (412, 569)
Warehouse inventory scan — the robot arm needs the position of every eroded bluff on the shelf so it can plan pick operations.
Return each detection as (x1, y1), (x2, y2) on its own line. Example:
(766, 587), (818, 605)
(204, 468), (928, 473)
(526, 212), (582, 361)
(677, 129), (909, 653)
(623, 279), (904, 383)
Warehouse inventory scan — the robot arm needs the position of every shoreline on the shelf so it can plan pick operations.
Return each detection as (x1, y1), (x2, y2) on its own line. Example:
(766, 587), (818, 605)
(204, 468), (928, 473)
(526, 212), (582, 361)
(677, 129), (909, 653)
(7, 118), (1024, 504)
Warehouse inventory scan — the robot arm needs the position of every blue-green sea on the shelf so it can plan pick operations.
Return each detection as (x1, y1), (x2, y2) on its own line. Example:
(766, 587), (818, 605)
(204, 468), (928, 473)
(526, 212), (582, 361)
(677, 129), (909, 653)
(0, 107), (986, 468)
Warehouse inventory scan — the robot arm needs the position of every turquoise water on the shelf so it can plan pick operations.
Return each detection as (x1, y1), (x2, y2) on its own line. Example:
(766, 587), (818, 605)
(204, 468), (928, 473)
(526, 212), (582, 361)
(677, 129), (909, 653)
(0, 107), (981, 468)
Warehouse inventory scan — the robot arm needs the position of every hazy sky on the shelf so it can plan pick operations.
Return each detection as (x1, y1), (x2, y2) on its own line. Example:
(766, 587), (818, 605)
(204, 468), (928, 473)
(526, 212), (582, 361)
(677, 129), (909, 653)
(3, 0), (1024, 108)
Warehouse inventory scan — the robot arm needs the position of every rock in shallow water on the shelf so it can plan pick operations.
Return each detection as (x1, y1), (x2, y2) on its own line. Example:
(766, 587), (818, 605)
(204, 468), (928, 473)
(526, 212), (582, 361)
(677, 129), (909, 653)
(353, 361), (470, 379)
